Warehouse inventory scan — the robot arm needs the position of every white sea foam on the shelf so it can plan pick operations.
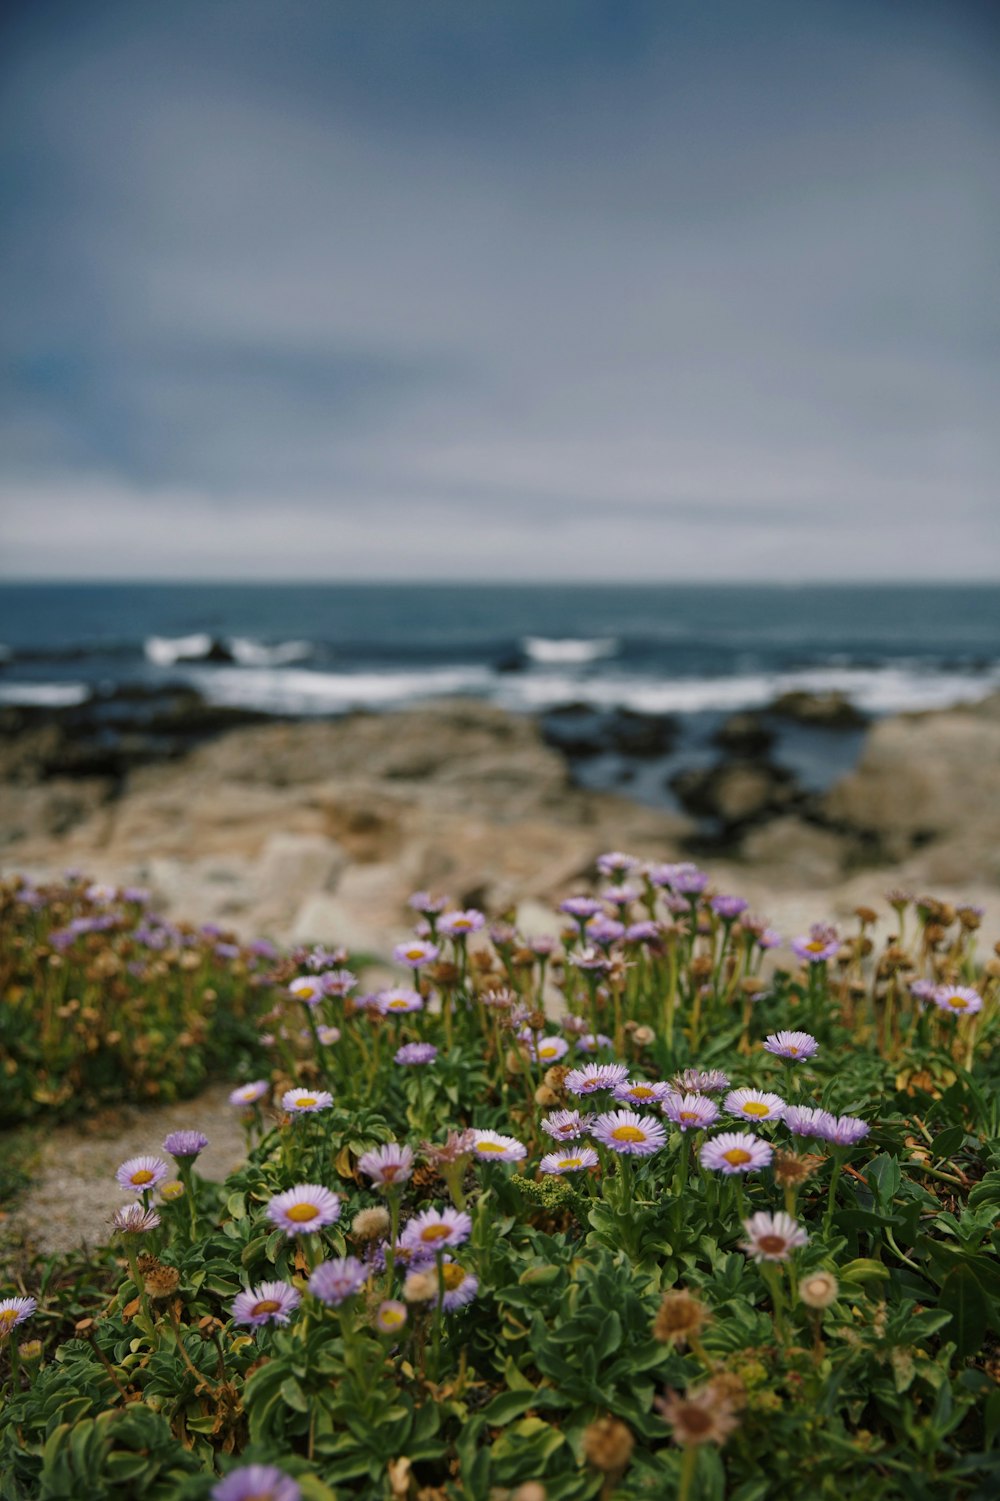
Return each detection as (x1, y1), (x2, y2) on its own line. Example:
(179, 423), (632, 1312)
(194, 664), (495, 715)
(522, 636), (619, 665)
(0, 681), (90, 707)
(145, 633), (215, 666)
(229, 637), (314, 667)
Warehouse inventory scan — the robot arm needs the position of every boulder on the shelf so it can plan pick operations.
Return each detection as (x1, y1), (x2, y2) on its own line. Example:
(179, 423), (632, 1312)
(767, 691), (866, 729)
(670, 759), (800, 826)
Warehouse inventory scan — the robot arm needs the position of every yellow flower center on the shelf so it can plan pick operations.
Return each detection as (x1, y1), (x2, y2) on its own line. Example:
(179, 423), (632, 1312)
(741, 1101), (770, 1117)
(380, 1308), (405, 1329)
(296, 1096), (317, 1107)
(679, 1111), (699, 1122)
(441, 1264), (466, 1290)
(388, 999), (409, 1009)
(787, 1046), (798, 1055)
(420, 1223), (451, 1243)
(559, 1158), (583, 1169)
(630, 1085), (654, 1098)
(251, 1299), (283, 1316)
(539, 1045), (558, 1058)
(130, 1170), (155, 1185)
(477, 1140), (507, 1153)
(947, 995), (968, 1010)
(723, 1148), (752, 1166)
(286, 1202), (319, 1223)
(0, 1311), (17, 1334)
(611, 1125), (646, 1143)
(405, 948), (426, 960)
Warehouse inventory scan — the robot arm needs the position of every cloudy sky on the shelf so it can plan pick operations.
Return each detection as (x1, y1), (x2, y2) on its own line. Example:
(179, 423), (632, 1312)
(1, 0), (997, 581)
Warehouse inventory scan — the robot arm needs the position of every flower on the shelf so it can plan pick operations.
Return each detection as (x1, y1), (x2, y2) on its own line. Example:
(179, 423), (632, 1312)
(540, 1147), (599, 1174)
(308, 1256), (368, 1307)
(229, 1081), (269, 1106)
(672, 1068), (730, 1095)
(375, 1299), (409, 1334)
(597, 851), (640, 877)
(763, 1031), (819, 1062)
(591, 1110), (667, 1156)
(586, 915), (626, 946)
(116, 1156), (168, 1193)
(321, 968), (357, 997)
(655, 1382), (740, 1447)
(567, 945), (611, 973)
(560, 895), (604, 921)
(231, 1281), (301, 1328)
(317, 1025), (341, 1046)
(812, 1113), (870, 1147)
(741, 1210), (809, 1262)
(541, 1109), (592, 1141)
(267, 1185), (341, 1236)
(663, 1093), (719, 1132)
(612, 1078), (672, 1107)
(471, 1130), (527, 1163)
(393, 938), (440, 967)
(439, 1259), (479, 1310)
(0, 1297), (37, 1337)
(403, 1270), (438, 1302)
(711, 895), (748, 920)
(575, 1032), (614, 1053)
(934, 985), (983, 1016)
(395, 1042), (438, 1065)
(212, 1465), (301, 1501)
(791, 928), (840, 963)
(281, 1088), (334, 1114)
(625, 921), (660, 943)
(668, 864), (709, 895)
(162, 1130), (209, 1160)
(438, 909), (486, 937)
(724, 1088), (786, 1123)
(400, 1206), (472, 1253)
(565, 1063), (630, 1096)
(112, 1203), (162, 1234)
(582, 1416), (635, 1475)
(159, 1181), (185, 1202)
(288, 976), (325, 1005)
(699, 1132), (773, 1175)
(783, 1105), (832, 1139)
(799, 1271), (839, 1309)
(376, 986), (424, 1015)
(358, 1142), (414, 1187)
(531, 1035), (570, 1064)
(653, 1289), (710, 1348)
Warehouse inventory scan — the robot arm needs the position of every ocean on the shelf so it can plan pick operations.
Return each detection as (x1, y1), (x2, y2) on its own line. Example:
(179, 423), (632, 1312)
(1, 581), (998, 808)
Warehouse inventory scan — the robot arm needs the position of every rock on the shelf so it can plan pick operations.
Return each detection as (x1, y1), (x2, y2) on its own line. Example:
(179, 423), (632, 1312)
(768, 691), (866, 728)
(252, 833), (348, 925)
(290, 894), (390, 957)
(541, 704), (677, 759)
(670, 759), (799, 826)
(740, 817), (848, 886)
(715, 712), (775, 756)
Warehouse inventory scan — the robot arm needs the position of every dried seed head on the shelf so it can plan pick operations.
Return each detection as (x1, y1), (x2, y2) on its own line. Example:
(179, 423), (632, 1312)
(582, 1416), (635, 1473)
(352, 1206), (391, 1242)
(798, 1271), (839, 1309)
(402, 1270), (438, 1304)
(143, 1264), (181, 1300)
(772, 1150), (825, 1187)
(653, 1288), (710, 1348)
(654, 1382), (740, 1447)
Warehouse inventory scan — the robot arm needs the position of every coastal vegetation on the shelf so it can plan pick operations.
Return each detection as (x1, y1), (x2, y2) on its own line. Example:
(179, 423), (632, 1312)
(1, 868), (998, 1499)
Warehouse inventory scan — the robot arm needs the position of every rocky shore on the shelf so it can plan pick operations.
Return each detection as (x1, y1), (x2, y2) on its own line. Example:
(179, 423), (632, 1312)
(3, 692), (1000, 951)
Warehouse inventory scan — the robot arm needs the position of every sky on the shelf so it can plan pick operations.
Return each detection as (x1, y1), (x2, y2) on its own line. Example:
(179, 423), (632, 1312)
(1, 0), (998, 582)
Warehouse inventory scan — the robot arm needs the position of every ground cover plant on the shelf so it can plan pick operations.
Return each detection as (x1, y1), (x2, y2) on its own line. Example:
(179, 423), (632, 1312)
(0, 878), (275, 1126)
(2, 865), (999, 1499)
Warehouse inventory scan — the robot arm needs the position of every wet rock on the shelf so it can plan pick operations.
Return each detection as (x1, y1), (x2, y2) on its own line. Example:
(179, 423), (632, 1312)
(767, 691), (866, 728)
(541, 704), (676, 759)
(714, 712), (775, 756)
(671, 759), (800, 826)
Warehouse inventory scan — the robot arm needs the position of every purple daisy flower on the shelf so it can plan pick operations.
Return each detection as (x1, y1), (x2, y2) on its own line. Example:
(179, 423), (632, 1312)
(320, 968), (357, 997)
(567, 945), (611, 973)
(597, 851), (640, 877)
(711, 895), (748, 920)
(438, 908), (486, 937)
(375, 1299), (408, 1335)
(0, 1297), (37, 1336)
(288, 976), (325, 1006)
(724, 1088), (786, 1124)
(791, 927), (840, 963)
(624, 920), (661, 943)
(308, 1256), (368, 1307)
(812, 1113), (870, 1147)
(541, 1108), (592, 1141)
(602, 883), (640, 908)
(376, 986), (424, 1016)
(671, 1068), (731, 1095)
(586, 915), (626, 946)
(591, 1109), (667, 1156)
(525, 1035), (570, 1064)
(741, 1211), (809, 1263)
(112, 1203), (162, 1235)
(699, 1131), (773, 1175)
(358, 1143), (414, 1187)
(934, 985), (983, 1016)
(213, 1465), (300, 1501)
(471, 1130), (527, 1163)
(670, 864), (709, 895)
(439, 1259), (479, 1311)
(784, 1105), (833, 1139)
(267, 1184), (341, 1236)
(163, 1130), (209, 1160)
(395, 1041), (438, 1065)
(762, 1031), (819, 1062)
(400, 1206), (472, 1253)
(560, 895), (605, 922)
(281, 1088), (334, 1114)
(116, 1156), (168, 1194)
(231, 1281), (301, 1328)
(662, 1092), (720, 1132)
(393, 938), (440, 968)
(317, 1025), (341, 1046)
(575, 1032), (614, 1053)
(613, 1078), (672, 1107)
(539, 1146), (599, 1174)
(229, 1080), (269, 1107)
(565, 1063), (630, 1096)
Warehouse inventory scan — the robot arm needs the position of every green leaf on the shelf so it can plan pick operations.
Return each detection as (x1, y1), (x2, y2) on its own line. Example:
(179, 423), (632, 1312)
(938, 1265), (989, 1358)
(481, 1389), (540, 1426)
